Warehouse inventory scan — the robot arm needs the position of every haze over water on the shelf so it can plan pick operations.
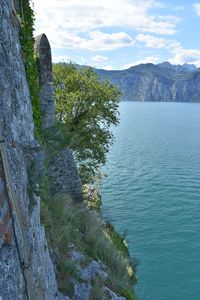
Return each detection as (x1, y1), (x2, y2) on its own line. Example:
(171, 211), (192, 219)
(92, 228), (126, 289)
(101, 102), (200, 300)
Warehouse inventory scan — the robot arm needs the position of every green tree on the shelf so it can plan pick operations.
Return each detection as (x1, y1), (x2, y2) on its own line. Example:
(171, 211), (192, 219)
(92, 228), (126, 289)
(53, 63), (120, 183)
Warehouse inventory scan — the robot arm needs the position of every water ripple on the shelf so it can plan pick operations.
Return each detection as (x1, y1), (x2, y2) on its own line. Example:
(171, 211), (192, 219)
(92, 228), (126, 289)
(101, 102), (200, 300)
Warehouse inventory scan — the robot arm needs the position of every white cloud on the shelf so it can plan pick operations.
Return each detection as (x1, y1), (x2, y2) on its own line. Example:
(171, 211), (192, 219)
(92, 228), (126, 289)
(102, 65), (114, 70)
(193, 3), (200, 16)
(122, 46), (200, 69)
(169, 48), (200, 67)
(136, 34), (167, 48)
(136, 33), (181, 50)
(123, 55), (161, 69)
(52, 55), (71, 63)
(42, 29), (134, 51)
(34, 0), (177, 35)
(91, 55), (109, 62)
(34, 0), (179, 51)
(86, 31), (134, 51)
(134, 33), (200, 68)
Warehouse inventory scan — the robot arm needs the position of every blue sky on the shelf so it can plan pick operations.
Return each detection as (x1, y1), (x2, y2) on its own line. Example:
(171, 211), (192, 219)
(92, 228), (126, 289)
(34, 0), (200, 70)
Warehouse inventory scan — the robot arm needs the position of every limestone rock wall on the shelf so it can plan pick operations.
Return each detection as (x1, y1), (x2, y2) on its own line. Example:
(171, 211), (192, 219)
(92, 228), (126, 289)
(0, 1), (67, 299)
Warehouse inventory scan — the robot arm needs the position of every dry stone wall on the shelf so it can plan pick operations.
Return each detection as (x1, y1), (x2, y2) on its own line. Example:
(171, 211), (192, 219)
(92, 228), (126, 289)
(48, 149), (83, 201)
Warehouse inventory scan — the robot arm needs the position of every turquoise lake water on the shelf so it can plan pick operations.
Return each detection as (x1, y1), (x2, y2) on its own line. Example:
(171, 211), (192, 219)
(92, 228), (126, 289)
(101, 102), (200, 300)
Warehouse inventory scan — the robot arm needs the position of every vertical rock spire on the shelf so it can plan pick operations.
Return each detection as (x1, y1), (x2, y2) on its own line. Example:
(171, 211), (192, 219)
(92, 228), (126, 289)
(34, 34), (55, 129)
(34, 34), (83, 201)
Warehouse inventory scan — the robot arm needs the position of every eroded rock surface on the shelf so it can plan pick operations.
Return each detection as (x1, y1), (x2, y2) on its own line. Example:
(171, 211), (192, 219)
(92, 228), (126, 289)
(0, 1), (67, 299)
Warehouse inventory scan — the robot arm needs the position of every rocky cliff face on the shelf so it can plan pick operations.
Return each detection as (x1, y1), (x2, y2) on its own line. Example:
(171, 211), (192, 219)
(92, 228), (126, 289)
(0, 1), (69, 299)
(96, 63), (200, 102)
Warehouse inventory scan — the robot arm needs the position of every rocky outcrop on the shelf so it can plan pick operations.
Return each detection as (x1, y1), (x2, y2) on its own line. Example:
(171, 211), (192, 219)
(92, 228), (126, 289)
(96, 62), (200, 102)
(69, 249), (127, 300)
(34, 33), (83, 202)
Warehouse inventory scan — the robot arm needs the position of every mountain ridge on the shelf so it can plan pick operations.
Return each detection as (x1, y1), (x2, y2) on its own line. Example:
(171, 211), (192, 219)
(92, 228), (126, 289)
(94, 62), (200, 102)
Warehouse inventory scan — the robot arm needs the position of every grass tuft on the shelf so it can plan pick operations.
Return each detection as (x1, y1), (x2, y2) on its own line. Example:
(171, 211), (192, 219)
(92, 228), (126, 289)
(41, 193), (136, 296)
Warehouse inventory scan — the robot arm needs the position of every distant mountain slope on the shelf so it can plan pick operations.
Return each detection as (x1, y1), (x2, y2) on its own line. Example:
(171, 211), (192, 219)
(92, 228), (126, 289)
(95, 62), (200, 102)
(157, 62), (197, 73)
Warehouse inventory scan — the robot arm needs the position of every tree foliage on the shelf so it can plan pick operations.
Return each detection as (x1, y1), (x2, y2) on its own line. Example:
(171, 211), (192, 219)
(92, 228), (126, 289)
(53, 63), (120, 182)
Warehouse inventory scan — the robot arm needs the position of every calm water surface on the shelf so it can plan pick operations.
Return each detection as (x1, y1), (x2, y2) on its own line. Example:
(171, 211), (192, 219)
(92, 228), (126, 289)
(101, 102), (200, 300)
